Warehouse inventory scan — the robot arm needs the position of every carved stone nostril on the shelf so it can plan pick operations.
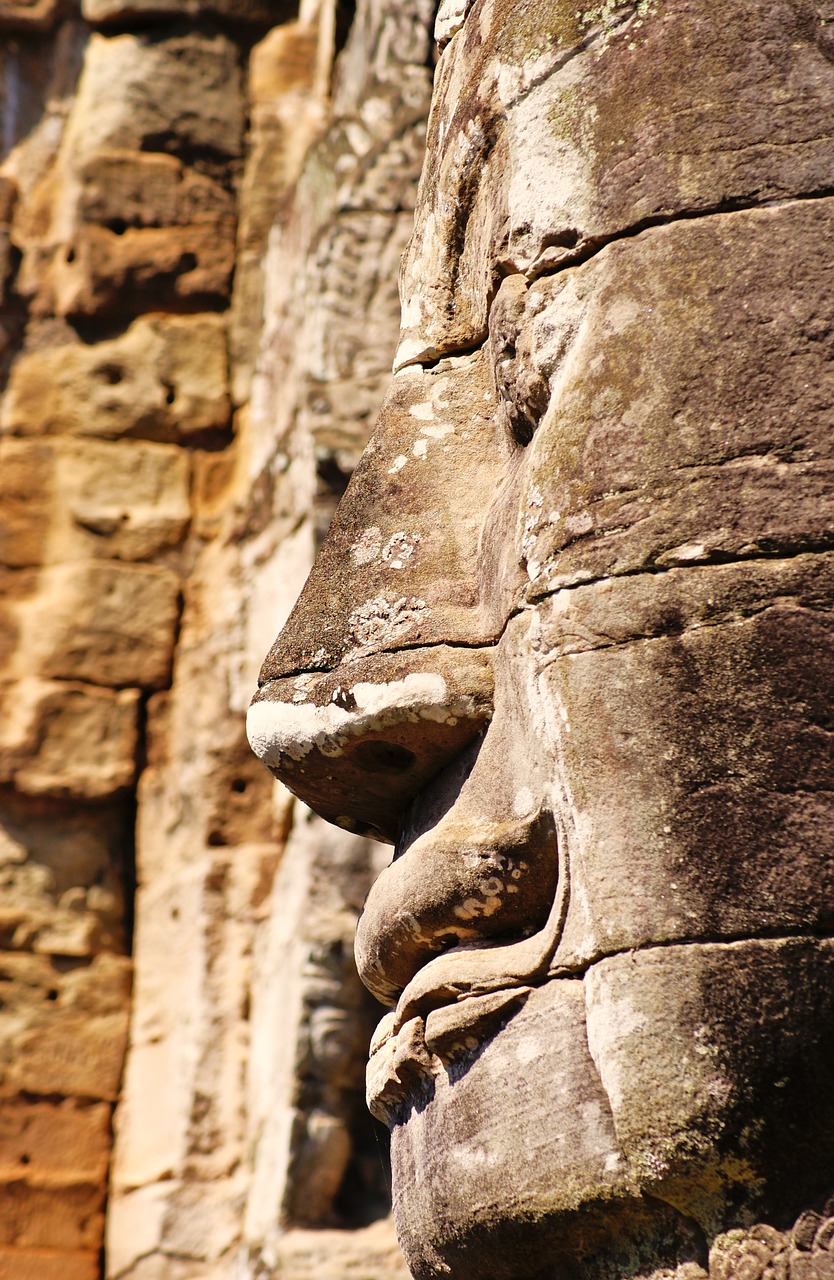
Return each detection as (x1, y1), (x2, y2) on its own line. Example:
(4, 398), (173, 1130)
(351, 741), (417, 774)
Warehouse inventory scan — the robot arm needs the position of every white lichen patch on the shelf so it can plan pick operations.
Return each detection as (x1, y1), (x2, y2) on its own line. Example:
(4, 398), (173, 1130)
(348, 527), (421, 571)
(350, 525), (383, 565)
(408, 401), (435, 421)
(579, 0), (662, 53)
(453, 882), (505, 921)
(521, 483), (545, 581)
(412, 438), (429, 459)
(291, 673), (316, 704)
(420, 421), (455, 440)
(513, 786), (535, 817)
(346, 594), (429, 656)
(247, 672), (480, 770)
(381, 531), (421, 570)
(388, 455), (408, 474)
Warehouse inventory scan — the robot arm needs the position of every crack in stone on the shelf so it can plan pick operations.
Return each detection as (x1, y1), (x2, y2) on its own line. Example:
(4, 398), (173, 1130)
(548, 926), (834, 985)
(522, 186), (834, 284)
(522, 540), (834, 611)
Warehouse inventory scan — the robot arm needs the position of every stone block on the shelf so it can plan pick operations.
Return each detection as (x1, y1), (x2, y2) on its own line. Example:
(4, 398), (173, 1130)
(76, 150), (234, 231)
(80, 0), (280, 24)
(104, 1181), (168, 1278)
(2, 314), (229, 443)
(0, 951), (131, 1100)
(0, 1249), (99, 1280)
(12, 30), (242, 317)
(48, 219), (236, 318)
(0, 0), (63, 30)
(0, 1097), (111, 1184)
(39, 151), (238, 317)
(264, 1220), (411, 1280)
(111, 848), (271, 1190)
(517, 201), (834, 599)
(528, 554), (834, 969)
(33, 561), (179, 689)
(0, 679), (139, 801)
(387, 979), (692, 1280)
(65, 30), (244, 162)
(398, 0), (834, 361)
(585, 937), (834, 1221)
(0, 441), (52, 568)
(0, 791), (128, 956)
(58, 438), (190, 562)
(0, 1181), (103, 1249)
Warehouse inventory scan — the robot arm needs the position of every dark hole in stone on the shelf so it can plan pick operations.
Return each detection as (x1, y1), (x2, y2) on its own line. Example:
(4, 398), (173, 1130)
(351, 741), (416, 774)
(315, 453), (351, 501)
(334, 0), (356, 59)
(314, 453), (352, 550)
(106, 218), (128, 236)
(231, 778), (247, 793)
(46, 989), (58, 1001)
(65, 247), (75, 264)
(19, 1153), (30, 1165)
(98, 363), (124, 386)
(163, 382), (176, 405)
(178, 252), (198, 273)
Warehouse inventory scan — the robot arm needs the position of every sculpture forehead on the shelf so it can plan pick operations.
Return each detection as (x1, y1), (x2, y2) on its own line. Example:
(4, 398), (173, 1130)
(399, 0), (834, 366)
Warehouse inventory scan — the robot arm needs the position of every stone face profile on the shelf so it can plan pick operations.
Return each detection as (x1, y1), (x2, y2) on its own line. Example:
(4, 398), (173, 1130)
(249, 1), (834, 1277)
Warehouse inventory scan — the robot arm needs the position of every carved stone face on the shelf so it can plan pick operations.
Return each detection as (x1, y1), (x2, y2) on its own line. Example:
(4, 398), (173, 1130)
(249, 2), (834, 1276)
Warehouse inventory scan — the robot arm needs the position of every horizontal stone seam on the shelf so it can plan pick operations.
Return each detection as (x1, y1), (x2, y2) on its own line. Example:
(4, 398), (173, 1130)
(8, 1090), (118, 1106)
(522, 538), (834, 609)
(549, 925), (834, 983)
(530, 600), (834, 662)
(523, 184), (834, 284)
(262, 634), (501, 684)
(399, 188), (834, 372)
(671, 453), (833, 473)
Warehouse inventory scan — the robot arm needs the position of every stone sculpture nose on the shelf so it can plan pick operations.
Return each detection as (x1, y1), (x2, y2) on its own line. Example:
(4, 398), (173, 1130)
(247, 348), (513, 841)
(247, 648), (495, 841)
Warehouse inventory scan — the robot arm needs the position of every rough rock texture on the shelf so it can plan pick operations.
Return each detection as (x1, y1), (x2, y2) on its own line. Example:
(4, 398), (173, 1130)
(250, 2), (834, 1279)
(0, 0), (430, 1275)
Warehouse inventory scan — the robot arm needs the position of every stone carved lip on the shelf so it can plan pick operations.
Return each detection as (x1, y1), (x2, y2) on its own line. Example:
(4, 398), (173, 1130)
(364, 837), (569, 1122)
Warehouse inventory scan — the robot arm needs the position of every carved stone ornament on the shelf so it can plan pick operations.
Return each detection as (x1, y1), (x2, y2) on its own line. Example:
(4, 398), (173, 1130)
(249, 1), (834, 1277)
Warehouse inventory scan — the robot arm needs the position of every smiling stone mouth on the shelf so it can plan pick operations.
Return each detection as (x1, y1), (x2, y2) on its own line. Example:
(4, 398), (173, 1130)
(363, 832), (571, 1122)
(366, 982), (535, 1125)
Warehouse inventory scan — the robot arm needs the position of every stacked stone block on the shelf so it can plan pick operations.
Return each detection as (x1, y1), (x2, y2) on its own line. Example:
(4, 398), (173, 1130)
(0, 0), (433, 1275)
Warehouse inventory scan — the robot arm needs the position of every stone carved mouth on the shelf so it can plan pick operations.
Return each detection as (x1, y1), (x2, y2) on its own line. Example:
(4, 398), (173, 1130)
(364, 832), (570, 1124)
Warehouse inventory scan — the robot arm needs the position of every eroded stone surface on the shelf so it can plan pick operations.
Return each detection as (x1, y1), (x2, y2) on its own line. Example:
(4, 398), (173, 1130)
(249, 1), (834, 1278)
(0, 2), (434, 1274)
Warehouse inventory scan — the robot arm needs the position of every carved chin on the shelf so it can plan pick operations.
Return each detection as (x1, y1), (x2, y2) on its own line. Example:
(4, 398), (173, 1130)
(378, 979), (695, 1280)
(368, 938), (834, 1280)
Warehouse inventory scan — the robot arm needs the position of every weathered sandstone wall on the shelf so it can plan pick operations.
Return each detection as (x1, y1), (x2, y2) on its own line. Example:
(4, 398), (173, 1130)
(0, 1), (433, 1275)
